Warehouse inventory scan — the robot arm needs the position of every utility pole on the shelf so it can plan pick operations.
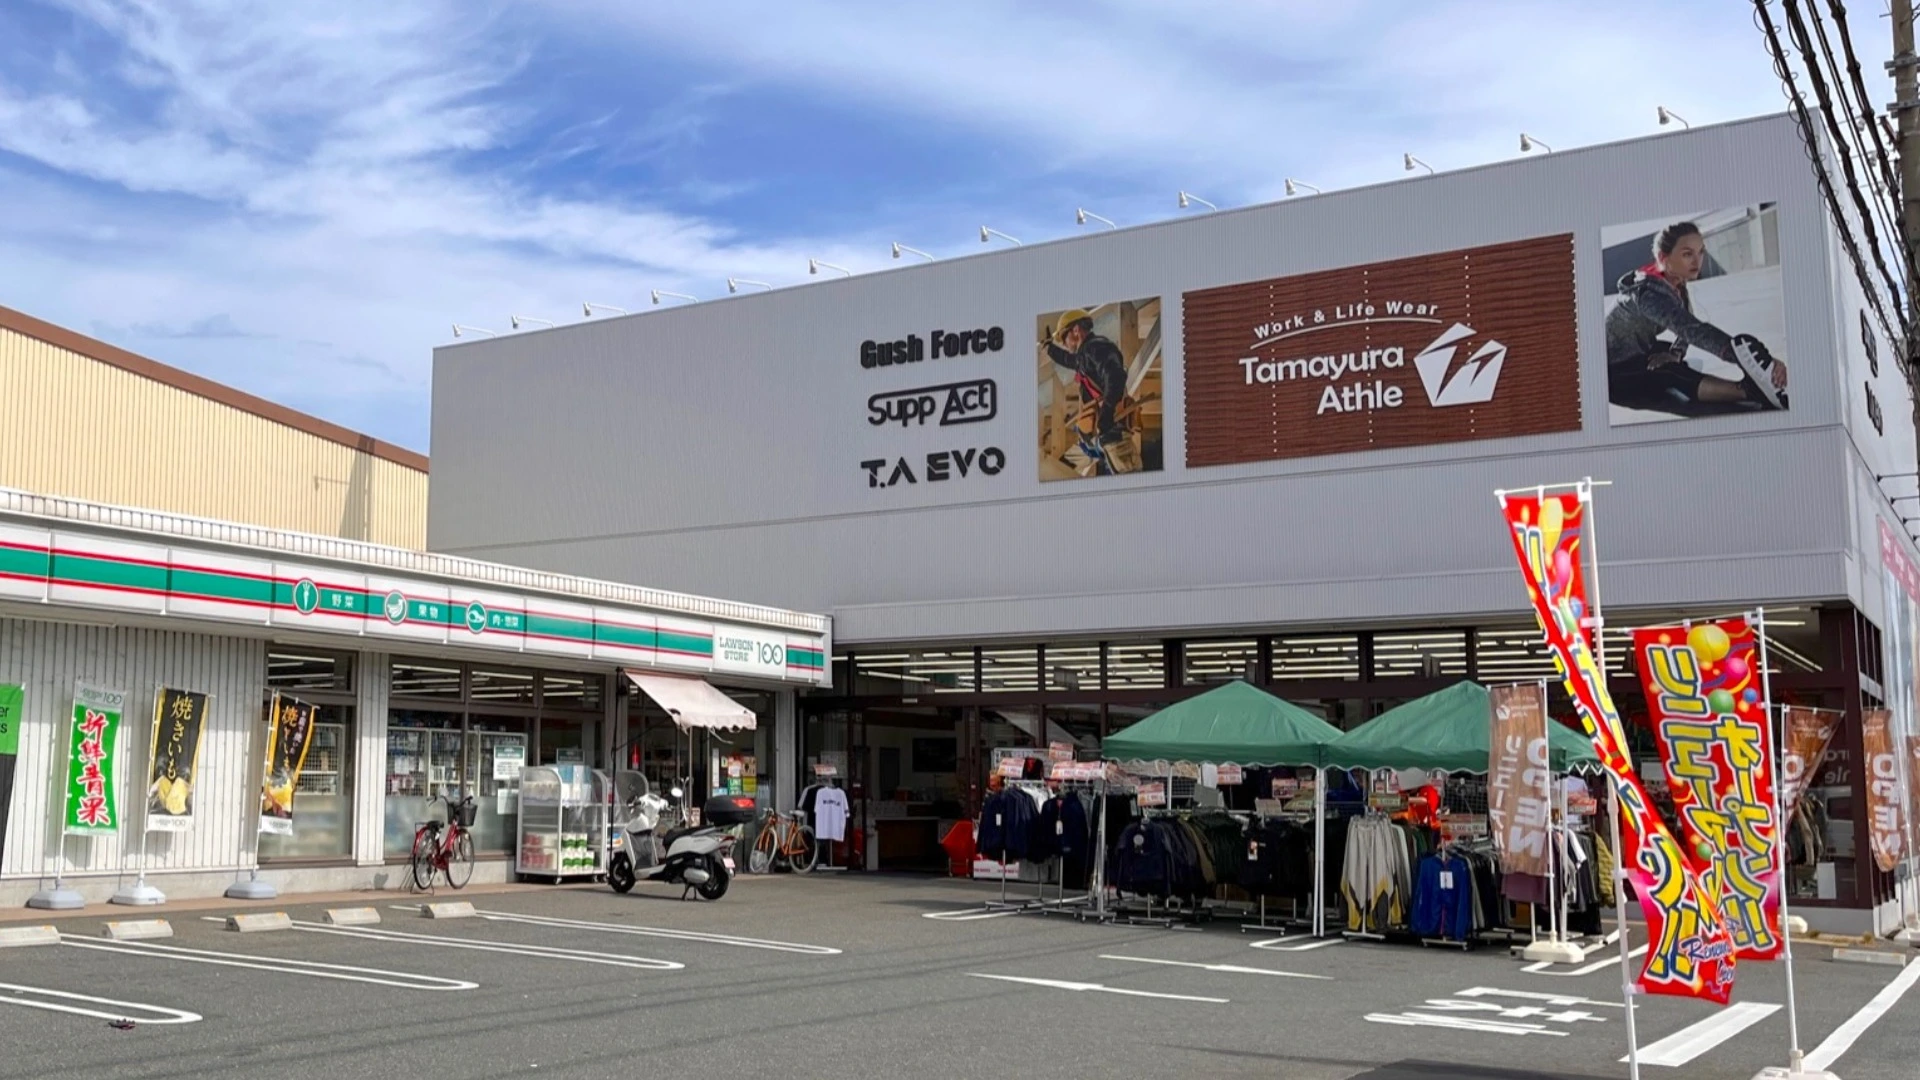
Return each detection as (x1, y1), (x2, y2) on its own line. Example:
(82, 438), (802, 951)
(1894, 0), (1920, 461)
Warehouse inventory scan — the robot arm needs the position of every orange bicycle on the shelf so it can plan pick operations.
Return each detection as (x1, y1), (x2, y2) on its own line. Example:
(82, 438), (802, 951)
(411, 793), (476, 890)
(747, 808), (817, 874)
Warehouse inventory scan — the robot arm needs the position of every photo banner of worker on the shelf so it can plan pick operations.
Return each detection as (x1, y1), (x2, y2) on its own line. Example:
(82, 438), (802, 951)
(145, 687), (208, 831)
(1633, 619), (1783, 961)
(258, 693), (317, 836)
(1778, 706), (1841, 818)
(0, 684), (22, 870)
(1861, 708), (1907, 873)
(1486, 682), (1552, 877)
(1036, 298), (1165, 481)
(1499, 487), (1736, 1004)
(64, 682), (127, 837)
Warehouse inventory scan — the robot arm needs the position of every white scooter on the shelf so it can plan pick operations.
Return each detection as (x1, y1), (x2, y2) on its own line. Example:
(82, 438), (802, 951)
(607, 772), (747, 901)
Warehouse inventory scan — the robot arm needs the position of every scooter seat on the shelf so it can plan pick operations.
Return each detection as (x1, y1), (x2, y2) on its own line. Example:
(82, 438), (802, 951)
(661, 826), (698, 847)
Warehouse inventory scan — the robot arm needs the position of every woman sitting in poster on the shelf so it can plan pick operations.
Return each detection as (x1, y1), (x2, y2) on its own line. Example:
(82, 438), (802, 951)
(1605, 221), (1789, 417)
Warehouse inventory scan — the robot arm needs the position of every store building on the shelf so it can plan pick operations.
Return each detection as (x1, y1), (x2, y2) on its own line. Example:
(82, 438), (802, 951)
(0, 304), (428, 548)
(0, 487), (828, 905)
(425, 114), (1920, 930)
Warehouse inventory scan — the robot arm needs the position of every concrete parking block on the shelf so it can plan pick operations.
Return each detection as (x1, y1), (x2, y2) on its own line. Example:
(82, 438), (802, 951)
(103, 918), (173, 941)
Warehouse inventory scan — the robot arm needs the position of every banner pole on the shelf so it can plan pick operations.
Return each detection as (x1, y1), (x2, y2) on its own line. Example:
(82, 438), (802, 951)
(227, 692), (277, 901)
(111, 686), (165, 906)
(1314, 765), (1327, 937)
(1755, 608), (1813, 1075)
(1580, 478), (1642, 1080)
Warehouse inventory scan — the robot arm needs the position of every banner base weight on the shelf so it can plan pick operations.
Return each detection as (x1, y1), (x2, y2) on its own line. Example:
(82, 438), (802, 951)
(26, 886), (84, 910)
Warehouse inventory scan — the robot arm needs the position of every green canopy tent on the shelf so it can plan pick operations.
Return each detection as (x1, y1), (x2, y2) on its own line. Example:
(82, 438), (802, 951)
(1322, 681), (1602, 774)
(1101, 680), (1342, 766)
(1101, 681), (1342, 935)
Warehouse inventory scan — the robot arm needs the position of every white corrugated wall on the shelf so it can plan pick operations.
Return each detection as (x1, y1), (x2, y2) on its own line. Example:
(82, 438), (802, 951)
(0, 617), (266, 881)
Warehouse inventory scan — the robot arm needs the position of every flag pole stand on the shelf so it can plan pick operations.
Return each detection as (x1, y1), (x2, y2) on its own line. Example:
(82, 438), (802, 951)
(1572, 479), (1642, 1080)
(1750, 607), (1839, 1080)
(27, 836), (85, 909)
(111, 713), (166, 906)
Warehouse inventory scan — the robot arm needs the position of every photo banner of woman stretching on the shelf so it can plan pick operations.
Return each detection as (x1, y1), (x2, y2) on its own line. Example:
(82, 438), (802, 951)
(1601, 204), (1790, 426)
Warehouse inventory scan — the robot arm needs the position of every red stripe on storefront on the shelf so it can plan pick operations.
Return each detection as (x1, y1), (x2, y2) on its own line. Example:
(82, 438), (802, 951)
(50, 547), (176, 571)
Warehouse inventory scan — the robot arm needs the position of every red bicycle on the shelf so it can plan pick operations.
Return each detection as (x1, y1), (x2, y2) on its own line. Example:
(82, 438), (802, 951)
(411, 793), (476, 891)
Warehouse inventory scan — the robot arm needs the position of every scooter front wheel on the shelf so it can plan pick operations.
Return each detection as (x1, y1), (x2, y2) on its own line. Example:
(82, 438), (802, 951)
(608, 854), (636, 894)
(695, 857), (730, 900)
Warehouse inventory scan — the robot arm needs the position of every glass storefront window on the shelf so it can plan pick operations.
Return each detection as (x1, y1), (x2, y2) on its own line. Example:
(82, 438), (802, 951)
(856, 650), (977, 694)
(1183, 639), (1259, 685)
(258, 703), (354, 858)
(467, 716), (530, 852)
(384, 710), (464, 857)
(541, 672), (604, 712)
(1045, 643), (1101, 691)
(390, 658), (462, 700)
(1371, 630), (1468, 679)
(267, 650), (354, 694)
(980, 646), (1040, 693)
(1271, 635), (1359, 682)
(537, 714), (593, 767)
(1047, 704), (1102, 754)
(469, 666), (536, 706)
(1472, 626), (1561, 683)
(1104, 701), (1169, 738)
(1105, 641), (1166, 689)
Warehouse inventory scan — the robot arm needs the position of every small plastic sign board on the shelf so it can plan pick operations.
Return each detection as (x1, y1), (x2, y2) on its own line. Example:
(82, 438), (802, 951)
(1137, 782), (1167, 808)
(1568, 792), (1598, 816)
(1049, 761), (1103, 781)
(1440, 815), (1490, 840)
(1254, 798), (1288, 817)
(1216, 764), (1244, 786)
(1368, 791), (1408, 812)
(1271, 778), (1300, 798)
(972, 859), (1022, 880)
(812, 762), (839, 778)
(996, 757), (1027, 779)
(1048, 741), (1074, 762)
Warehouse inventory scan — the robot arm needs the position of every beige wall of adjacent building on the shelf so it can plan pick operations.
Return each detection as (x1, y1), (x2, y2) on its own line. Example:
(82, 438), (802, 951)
(0, 308), (428, 549)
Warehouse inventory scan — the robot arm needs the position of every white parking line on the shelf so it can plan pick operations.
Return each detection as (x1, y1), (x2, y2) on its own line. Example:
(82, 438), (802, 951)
(1629, 1002), (1779, 1067)
(922, 909), (1021, 921)
(1098, 955), (1331, 980)
(289, 921), (683, 970)
(461, 909), (842, 955)
(60, 936), (477, 991)
(1364, 1011), (1570, 1037)
(1804, 957), (1920, 1073)
(1247, 937), (1345, 953)
(0, 982), (202, 1025)
(1523, 944), (1648, 976)
(967, 973), (1227, 1003)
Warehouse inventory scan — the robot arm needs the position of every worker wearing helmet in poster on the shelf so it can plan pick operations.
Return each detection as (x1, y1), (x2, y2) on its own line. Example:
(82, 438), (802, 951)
(1042, 308), (1142, 475)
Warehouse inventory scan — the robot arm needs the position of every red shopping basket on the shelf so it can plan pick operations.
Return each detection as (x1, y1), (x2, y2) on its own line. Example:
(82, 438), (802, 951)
(939, 820), (976, 877)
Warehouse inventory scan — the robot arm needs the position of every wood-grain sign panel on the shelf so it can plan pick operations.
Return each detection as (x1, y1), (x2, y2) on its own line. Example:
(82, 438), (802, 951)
(1183, 234), (1580, 466)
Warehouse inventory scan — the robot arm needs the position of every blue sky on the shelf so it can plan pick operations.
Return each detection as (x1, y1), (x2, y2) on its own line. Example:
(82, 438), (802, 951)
(0, 1), (1837, 453)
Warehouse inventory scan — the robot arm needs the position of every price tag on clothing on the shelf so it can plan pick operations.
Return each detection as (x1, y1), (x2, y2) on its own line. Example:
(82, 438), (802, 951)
(1440, 871), (1455, 890)
(1055, 821), (1063, 836)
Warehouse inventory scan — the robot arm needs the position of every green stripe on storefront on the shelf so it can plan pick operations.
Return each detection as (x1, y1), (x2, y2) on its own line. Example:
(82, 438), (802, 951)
(526, 613), (596, 643)
(597, 623), (657, 650)
(788, 647), (825, 668)
(657, 630), (711, 656)
(51, 551), (167, 593)
(170, 567), (273, 606)
(0, 544), (51, 579)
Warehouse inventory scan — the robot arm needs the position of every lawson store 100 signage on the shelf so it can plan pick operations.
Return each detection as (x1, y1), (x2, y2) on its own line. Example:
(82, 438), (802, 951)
(0, 523), (826, 684)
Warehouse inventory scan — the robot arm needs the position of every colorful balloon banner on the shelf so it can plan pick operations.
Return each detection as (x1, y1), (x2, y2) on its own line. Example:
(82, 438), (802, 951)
(1633, 619), (1782, 961)
(1500, 488), (1736, 1003)
(1861, 708), (1907, 873)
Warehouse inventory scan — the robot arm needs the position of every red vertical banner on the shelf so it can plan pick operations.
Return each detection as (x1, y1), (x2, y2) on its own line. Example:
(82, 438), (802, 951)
(1861, 708), (1907, 872)
(1633, 620), (1783, 961)
(1500, 488), (1736, 1003)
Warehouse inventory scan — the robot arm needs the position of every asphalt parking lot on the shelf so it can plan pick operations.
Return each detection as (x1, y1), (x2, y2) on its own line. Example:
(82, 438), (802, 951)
(2, 874), (1916, 1080)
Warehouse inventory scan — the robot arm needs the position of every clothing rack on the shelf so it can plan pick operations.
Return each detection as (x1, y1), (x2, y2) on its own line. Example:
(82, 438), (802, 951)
(981, 779), (1054, 913)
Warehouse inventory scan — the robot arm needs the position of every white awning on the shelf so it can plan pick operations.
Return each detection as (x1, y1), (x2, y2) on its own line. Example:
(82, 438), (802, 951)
(624, 671), (756, 731)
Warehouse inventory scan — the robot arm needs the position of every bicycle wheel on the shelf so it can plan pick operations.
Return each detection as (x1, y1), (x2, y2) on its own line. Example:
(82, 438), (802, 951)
(787, 825), (819, 873)
(446, 832), (474, 889)
(410, 830), (437, 891)
(748, 824), (776, 875)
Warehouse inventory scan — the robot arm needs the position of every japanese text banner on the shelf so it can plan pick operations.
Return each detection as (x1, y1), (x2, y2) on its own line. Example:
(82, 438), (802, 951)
(1634, 620), (1783, 961)
(1487, 683), (1553, 877)
(259, 694), (317, 837)
(1862, 708), (1906, 872)
(65, 682), (127, 836)
(1500, 489), (1735, 1003)
(146, 687), (208, 832)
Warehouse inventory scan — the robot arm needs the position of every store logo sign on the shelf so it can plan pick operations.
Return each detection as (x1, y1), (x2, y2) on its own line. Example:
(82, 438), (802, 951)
(1413, 323), (1506, 407)
(292, 578), (320, 616)
(465, 602), (488, 635)
(861, 447), (1006, 488)
(867, 379), (997, 428)
(384, 590), (408, 625)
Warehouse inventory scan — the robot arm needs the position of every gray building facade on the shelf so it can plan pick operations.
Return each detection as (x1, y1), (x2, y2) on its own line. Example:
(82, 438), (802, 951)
(429, 114), (1920, 927)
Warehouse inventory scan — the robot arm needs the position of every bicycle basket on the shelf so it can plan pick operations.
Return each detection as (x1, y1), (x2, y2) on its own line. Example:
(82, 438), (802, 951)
(453, 797), (478, 828)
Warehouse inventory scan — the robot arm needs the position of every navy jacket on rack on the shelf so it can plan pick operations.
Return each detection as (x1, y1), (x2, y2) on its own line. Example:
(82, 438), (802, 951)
(977, 788), (1038, 862)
